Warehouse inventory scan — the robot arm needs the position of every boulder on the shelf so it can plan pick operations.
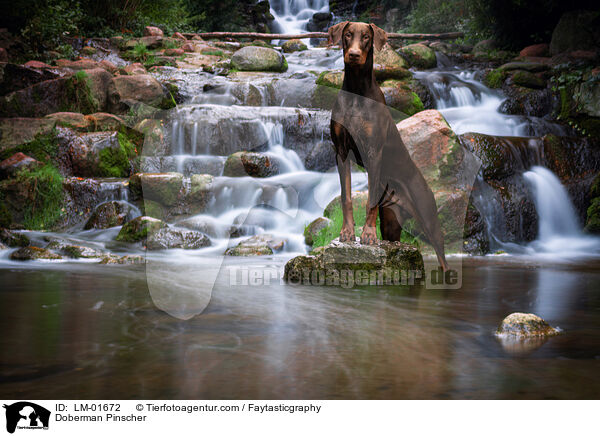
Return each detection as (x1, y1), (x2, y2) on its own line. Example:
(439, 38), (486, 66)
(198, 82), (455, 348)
(223, 151), (280, 177)
(68, 131), (134, 178)
(381, 79), (425, 116)
(55, 58), (100, 70)
(0, 152), (40, 178)
(304, 217), (332, 246)
(45, 240), (105, 258)
(128, 172), (183, 206)
(550, 10), (600, 55)
(85, 112), (125, 131)
(230, 46), (288, 72)
(144, 26), (164, 37)
(164, 48), (184, 56)
(316, 70), (343, 89)
(10, 246), (61, 260)
(107, 74), (165, 113)
(0, 228), (30, 247)
(23, 60), (52, 69)
(497, 312), (560, 337)
(399, 43), (436, 69)
(519, 43), (549, 58)
(185, 174), (214, 212)
(282, 39), (307, 53)
(225, 234), (285, 256)
(98, 60), (118, 74)
(44, 112), (90, 130)
(375, 44), (408, 69)
(0, 118), (56, 151)
(0, 63), (60, 96)
(115, 216), (167, 243)
(84, 201), (140, 229)
(146, 227), (211, 250)
(575, 79), (600, 118)
(99, 254), (145, 264)
(510, 71), (546, 89)
(173, 32), (187, 41)
(123, 62), (147, 75)
(284, 239), (424, 285)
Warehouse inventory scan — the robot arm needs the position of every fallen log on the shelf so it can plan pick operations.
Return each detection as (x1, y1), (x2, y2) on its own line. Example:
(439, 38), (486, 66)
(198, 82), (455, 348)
(184, 31), (464, 41)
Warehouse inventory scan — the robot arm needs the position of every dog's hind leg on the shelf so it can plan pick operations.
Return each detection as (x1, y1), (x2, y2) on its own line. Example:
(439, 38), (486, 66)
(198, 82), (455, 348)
(379, 203), (404, 241)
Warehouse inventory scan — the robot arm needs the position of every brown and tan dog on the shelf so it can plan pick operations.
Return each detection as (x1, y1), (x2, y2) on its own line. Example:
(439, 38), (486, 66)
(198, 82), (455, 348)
(328, 21), (449, 271)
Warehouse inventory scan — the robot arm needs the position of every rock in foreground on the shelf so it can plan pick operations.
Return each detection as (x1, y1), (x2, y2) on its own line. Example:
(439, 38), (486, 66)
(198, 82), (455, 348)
(284, 239), (424, 286)
(496, 312), (561, 337)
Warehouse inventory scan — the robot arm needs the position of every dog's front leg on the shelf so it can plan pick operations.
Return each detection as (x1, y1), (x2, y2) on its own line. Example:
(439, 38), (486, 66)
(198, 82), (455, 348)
(336, 154), (355, 242)
(361, 200), (378, 245)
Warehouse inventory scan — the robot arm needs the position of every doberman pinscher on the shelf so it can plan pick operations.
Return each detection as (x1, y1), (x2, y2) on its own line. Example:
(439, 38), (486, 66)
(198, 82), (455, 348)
(328, 21), (449, 271)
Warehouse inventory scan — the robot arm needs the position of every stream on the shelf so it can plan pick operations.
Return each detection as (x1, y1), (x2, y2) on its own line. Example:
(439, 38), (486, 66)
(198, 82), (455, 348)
(1, 3), (600, 399)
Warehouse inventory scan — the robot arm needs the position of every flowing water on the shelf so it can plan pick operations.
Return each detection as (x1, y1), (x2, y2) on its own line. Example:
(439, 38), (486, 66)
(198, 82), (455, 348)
(2, 5), (600, 398)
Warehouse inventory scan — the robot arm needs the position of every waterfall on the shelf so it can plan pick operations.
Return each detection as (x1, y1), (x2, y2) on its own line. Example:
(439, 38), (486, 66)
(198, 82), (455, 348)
(523, 166), (600, 256)
(270, 0), (329, 35)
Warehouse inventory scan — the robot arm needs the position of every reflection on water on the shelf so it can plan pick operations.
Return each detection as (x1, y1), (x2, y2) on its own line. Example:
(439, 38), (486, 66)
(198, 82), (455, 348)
(1, 259), (599, 399)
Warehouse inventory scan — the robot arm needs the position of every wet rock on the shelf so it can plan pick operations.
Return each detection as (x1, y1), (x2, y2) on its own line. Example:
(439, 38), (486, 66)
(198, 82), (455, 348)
(550, 10), (600, 55)
(99, 254), (145, 264)
(146, 227), (211, 250)
(519, 43), (549, 58)
(46, 240), (105, 259)
(68, 131), (133, 178)
(225, 234), (285, 256)
(230, 46), (288, 73)
(223, 151), (280, 177)
(107, 74), (165, 113)
(129, 172), (183, 206)
(0, 228), (30, 247)
(181, 42), (195, 52)
(144, 26), (164, 37)
(324, 192), (369, 218)
(585, 197), (600, 233)
(10, 246), (61, 261)
(84, 201), (140, 229)
(307, 12), (332, 32)
(304, 217), (332, 246)
(304, 140), (336, 172)
(497, 312), (560, 337)
(375, 44), (408, 69)
(316, 70), (343, 89)
(510, 71), (546, 89)
(575, 79), (600, 118)
(284, 239), (424, 284)
(0, 152), (40, 178)
(399, 43), (436, 69)
(282, 39), (307, 53)
(115, 216), (167, 243)
(499, 84), (555, 117)
(185, 174), (214, 212)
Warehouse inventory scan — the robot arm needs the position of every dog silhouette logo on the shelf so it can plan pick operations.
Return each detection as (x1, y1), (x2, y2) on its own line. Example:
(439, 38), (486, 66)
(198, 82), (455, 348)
(3, 402), (50, 434)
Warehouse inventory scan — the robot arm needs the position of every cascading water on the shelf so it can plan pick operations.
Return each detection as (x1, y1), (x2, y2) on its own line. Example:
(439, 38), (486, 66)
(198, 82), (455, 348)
(270, 0), (329, 35)
(416, 65), (598, 257)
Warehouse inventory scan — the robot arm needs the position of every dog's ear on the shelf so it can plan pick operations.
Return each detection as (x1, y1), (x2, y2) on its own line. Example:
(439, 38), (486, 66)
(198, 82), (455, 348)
(328, 21), (349, 47)
(369, 23), (387, 51)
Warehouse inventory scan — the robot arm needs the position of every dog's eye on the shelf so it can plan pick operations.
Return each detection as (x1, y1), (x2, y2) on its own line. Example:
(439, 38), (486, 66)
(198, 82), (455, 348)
(344, 33), (351, 39)
(362, 35), (369, 40)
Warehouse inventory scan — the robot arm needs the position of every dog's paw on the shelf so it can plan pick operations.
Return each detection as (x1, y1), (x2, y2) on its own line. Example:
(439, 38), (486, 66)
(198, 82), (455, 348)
(339, 226), (355, 242)
(360, 226), (378, 245)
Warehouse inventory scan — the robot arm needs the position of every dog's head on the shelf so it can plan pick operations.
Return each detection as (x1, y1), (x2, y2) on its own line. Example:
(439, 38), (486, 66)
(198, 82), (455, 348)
(328, 21), (387, 67)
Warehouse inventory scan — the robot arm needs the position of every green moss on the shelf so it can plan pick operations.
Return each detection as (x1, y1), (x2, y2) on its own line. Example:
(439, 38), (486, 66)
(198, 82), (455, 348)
(586, 197), (600, 233)
(98, 131), (137, 177)
(485, 69), (507, 89)
(16, 163), (64, 230)
(0, 129), (58, 162)
(0, 195), (12, 227)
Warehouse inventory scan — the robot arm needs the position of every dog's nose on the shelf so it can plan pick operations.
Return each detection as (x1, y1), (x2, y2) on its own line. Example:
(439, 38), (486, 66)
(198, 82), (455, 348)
(348, 49), (361, 61)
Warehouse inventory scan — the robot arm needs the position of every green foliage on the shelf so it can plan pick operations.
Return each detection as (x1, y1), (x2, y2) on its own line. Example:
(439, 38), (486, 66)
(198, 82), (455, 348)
(202, 49), (224, 57)
(484, 69), (507, 89)
(16, 163), (64, 230)
(132, 42), (151, 60)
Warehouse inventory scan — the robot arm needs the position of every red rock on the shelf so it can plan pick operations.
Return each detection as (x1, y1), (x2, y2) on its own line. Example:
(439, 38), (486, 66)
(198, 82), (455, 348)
(144, 26), (164, 37)
(181, 43), (195, 53)
(173, 32), (186, 41)
(192, 35), (204, 41)
(519, 43), (549, 58)
(55, 58), (99, 70)
(99, 59), (118, 73)
(164, 48), (184, 56)
(123, 62), (146, 75)
(24, 60), (52, 69)
(0, 152), (40, 178)
(0, 47), (7, 62)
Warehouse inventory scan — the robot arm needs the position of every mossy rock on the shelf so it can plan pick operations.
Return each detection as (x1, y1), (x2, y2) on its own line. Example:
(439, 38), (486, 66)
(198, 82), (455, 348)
(10, 246), (62, 261)
(146, 227), (211, 250)
(230, 46), (287, 72)
(304, 217), (332, 246)
(374, 44), (408, 69)
(223, 152), (279, 178)
(128, 172), (183, 206)
(282, 39), (307, 53)
(585, 197), (600, 234)
(84, 201), (139, 230)
(497, 312), (560, 337)
(0, 229), (30, 247)
(316, 70), (344, 89)
(399, 43), (436, 69)
(115, 216), (167, 243)
(381, 79), (425, 116)
(484, 68), (508, 89)
(511, 71), (546, 89)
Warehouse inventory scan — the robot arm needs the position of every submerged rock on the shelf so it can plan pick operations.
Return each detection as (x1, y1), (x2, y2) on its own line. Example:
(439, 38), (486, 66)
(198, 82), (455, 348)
(497, 312), (560, 337)
(225, 234), (285, 256)
(284, 239), (424, 285)
(115, 216), (167, 243)
(10, 246), (62, 261)
(230, 46), (288, 73)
